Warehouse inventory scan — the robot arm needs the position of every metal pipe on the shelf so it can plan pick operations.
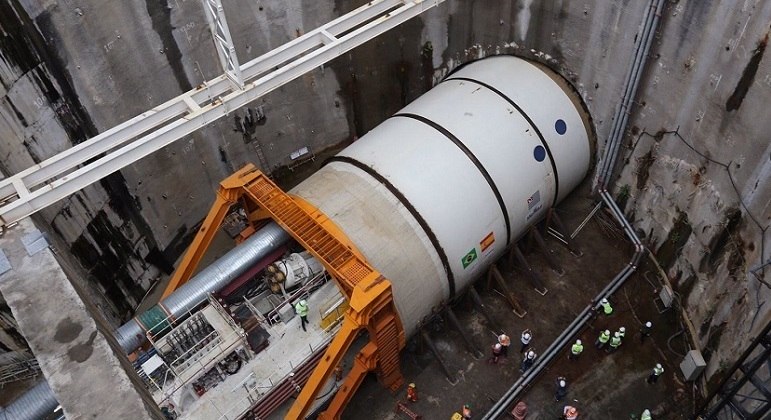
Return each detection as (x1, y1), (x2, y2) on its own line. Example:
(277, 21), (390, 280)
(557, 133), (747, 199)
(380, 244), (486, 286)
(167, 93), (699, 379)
(484, 192), (644, 418)
(0, 380), (59, 420)
(599, 1), (654, 181)
(115, 222), (290, 353)
(483, 0), (661, 406)
(599, 0), (664, 185)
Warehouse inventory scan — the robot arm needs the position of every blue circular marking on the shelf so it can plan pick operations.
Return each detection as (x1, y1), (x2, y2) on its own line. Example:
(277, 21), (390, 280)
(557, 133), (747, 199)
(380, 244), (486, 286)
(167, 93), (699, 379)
(534, 145), (546, 162)
(555, 119), (567, 135)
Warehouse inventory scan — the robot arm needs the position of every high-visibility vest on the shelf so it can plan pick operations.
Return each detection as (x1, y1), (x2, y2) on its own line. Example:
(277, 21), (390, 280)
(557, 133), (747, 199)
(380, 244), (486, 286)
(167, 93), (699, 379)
(641, 412), (652, 420)
(653, 365), (664, 376)
(599, 331), (610, 343)
(451, 413), (463, 420)
(610, 336), (621, 348)
(571, 343), (583, 354)
(295, 302), (309, 317)
(602, 302), (613, 315)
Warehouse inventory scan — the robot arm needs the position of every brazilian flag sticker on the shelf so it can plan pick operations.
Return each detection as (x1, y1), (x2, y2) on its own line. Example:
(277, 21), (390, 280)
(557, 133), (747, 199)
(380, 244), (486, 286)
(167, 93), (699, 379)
(461, 248), (478, 269)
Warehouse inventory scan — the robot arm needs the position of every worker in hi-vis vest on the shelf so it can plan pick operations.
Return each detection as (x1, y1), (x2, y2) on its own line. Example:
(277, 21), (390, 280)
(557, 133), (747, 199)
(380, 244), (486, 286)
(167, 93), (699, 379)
(596, 330), (611, 349)
(295, 299), (309, 332)
(599, 298), (613, 316)
(569, 339), (583, 360)
(608, 331), (622, 352)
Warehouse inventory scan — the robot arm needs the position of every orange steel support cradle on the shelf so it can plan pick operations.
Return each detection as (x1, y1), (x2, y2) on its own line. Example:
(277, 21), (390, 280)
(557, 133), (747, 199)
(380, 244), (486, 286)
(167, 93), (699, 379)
(165, 164), (405, 419)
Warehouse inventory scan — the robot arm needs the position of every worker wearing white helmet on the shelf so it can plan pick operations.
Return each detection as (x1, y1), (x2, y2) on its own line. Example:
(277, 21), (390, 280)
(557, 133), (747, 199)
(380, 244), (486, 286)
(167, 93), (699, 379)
(598, 297), (613, 315)
(498, 333), (511, 356)
(520, 328), (533, 353)
(641, 321), (653, 342)
(490, 342), (503, 364)
(617, 326), (626, 339)
(554, 376), (568, 401)
(520, 349), (537, 372)
(294, 299), (309, 332)
(596, 329), (611, 349)
(569, 339), (583, 360)
(608, 331), (622, 352)
(647, 363), (664, 384)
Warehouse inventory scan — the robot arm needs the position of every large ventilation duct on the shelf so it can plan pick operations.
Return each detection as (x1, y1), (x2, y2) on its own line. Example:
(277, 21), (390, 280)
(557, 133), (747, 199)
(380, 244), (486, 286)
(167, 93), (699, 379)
(0, 380), (59, 420)
(115, 221), (290, 353)
(292, 55), (593, 337)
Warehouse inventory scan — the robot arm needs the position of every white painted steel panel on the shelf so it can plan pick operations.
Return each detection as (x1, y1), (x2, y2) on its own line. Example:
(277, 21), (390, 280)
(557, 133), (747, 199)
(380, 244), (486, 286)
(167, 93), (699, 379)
(291, 162), (449, 337)
(447, 56), (592, 202)
(293, 55), (593, 333)
(339, 117), (508, 290)
(398, 80), (555, 243)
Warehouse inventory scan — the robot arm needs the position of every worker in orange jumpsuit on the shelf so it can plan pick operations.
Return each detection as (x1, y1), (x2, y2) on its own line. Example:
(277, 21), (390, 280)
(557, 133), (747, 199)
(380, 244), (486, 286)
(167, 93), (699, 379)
(562, 405), (578, 420)
(406, 383), (418, 402)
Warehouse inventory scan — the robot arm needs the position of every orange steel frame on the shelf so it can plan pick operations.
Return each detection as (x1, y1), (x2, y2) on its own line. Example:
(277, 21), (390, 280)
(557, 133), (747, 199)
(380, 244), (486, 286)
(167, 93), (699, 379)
(162, 164), (405, 419)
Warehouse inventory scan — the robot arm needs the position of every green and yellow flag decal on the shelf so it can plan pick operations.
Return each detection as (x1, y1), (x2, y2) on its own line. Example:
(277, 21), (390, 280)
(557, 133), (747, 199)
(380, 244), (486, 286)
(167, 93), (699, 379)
(461, 248), (478, 269)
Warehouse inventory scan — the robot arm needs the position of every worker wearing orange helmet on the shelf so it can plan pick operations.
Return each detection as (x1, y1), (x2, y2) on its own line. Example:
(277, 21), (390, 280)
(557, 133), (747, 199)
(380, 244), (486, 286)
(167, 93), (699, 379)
(406, 383), (418, 402)
(562, 405), (578, 420)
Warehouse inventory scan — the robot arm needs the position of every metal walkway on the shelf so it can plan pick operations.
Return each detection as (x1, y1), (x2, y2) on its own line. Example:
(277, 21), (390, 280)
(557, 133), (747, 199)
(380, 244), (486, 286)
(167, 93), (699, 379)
(697, 321), (771, 420)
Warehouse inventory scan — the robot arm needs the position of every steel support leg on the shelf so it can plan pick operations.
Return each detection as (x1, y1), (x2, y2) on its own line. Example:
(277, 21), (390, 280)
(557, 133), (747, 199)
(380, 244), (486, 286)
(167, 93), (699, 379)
(467, 287), (501, 333)
(488, 265), (527, 318)
(549, 210), (582, 256)
(444, 307), (484, 359)
(511, 246), (548, 296)
(529, 227), (564, 276)
(420, 329), (457, 384)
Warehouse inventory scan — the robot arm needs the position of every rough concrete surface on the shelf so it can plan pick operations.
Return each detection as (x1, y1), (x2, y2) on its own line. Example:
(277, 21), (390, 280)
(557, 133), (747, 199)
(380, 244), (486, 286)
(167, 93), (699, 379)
(0, 218), (161, 419)
(0, 0), (768, 415)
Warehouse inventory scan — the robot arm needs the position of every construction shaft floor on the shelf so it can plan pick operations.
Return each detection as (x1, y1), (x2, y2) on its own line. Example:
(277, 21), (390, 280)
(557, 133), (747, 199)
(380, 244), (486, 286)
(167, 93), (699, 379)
(335, 178), (696, 420)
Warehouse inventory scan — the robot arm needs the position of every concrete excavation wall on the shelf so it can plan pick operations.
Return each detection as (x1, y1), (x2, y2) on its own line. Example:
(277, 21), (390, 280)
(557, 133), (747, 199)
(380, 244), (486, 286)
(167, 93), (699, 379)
(0, 0), (768, 383)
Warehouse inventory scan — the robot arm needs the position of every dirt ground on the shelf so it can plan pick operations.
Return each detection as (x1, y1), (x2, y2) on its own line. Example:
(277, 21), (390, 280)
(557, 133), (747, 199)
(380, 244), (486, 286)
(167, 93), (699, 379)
(342, 180), (696, 420)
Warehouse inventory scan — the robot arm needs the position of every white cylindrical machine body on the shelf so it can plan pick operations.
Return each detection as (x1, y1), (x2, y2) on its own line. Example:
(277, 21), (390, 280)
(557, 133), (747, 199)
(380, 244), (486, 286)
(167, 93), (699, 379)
(291, 56), (593, 337)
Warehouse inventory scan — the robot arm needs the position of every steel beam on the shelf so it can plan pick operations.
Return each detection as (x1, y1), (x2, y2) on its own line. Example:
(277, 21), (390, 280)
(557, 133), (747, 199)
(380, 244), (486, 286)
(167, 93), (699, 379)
(0, 0), (445, 227)
(202, 0), (244, 88)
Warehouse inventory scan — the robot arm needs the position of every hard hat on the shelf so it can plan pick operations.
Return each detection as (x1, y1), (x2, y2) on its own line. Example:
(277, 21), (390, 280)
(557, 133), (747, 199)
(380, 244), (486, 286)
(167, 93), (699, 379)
(642, 409), (650, 415)
(619, 327), (626, 332)
(600, 298), (609, 305)
(300, 299), (307, 306)
(576, 339), (582, 345)
(614, 332), (620, 337)
(494, 343), (502, 350)
(523, 332), (531, 339)
(559, 380), (566, 387)
(656, 363), (662, 369)
(567, 407), (577, 416)
(527, 350), (535, 358)
(409, 383), (415, 388)
(604, 329), (610, 335)
(645, 321), (652, 328)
